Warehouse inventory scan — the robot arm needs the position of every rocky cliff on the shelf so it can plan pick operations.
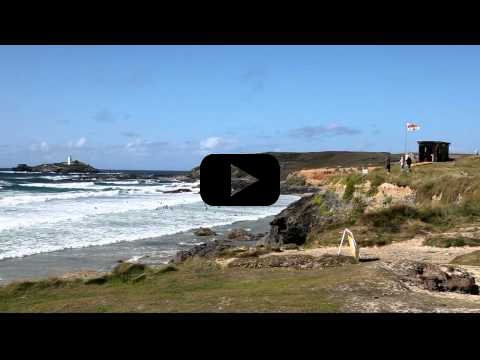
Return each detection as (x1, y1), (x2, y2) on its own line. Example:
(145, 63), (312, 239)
(259, 191), (349, 247)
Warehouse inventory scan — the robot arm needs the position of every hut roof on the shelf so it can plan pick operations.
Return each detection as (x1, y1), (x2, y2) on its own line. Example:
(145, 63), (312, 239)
(417, 141), (451, 145)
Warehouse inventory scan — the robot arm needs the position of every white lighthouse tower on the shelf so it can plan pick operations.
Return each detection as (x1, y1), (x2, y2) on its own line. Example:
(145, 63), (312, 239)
(67, 155), (72, 165)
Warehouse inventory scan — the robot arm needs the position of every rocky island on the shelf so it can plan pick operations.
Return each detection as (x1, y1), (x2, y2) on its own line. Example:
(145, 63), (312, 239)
(13, 159), (98, 173)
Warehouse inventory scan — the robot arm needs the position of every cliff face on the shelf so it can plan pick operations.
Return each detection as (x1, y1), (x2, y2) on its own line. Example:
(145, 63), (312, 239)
(13, 160), (98, 173)
(260, 192), (347, 247)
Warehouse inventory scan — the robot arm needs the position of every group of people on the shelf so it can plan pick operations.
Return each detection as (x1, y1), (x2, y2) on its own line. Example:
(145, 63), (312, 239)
(385, 154), (412, 173)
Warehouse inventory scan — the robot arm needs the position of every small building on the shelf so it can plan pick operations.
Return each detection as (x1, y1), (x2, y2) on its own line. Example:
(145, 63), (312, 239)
(417, 141), (451, 162)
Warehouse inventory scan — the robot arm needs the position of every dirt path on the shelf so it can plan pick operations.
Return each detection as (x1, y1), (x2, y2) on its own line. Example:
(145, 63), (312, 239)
(256, 236), (480, 311)
(272, 236), (480, 265)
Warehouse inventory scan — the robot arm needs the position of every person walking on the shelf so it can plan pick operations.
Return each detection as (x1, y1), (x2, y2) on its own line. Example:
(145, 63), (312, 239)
(385, 155), (391, 173)
(406, 155), (412, 172)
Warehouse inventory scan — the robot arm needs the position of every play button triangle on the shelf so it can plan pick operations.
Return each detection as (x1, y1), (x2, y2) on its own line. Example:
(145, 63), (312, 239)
(231, 164), (259, 196)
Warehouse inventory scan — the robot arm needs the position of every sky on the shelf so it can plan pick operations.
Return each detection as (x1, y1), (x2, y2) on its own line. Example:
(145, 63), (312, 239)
(1, 45), (480, 170)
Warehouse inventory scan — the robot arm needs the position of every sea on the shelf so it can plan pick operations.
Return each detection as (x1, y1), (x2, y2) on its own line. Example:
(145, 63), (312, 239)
(0, 169), (298, 283)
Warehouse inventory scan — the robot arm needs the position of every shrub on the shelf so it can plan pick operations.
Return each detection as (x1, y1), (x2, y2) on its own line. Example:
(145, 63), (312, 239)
(285, 174), (306, 187)
(312, 194), (332, 216)
(367, 174), (385, 196)
(423, 236), (480, 248)
(352, 197), (367, 216)
(343, 174), (363, 201)
(361, 205), (419, 231)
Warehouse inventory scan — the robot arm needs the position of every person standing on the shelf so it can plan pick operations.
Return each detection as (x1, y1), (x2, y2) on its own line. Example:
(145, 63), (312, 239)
(400, 155), (405, 171)
(385, 155), (391, 173)
(406, 155), (412, 172)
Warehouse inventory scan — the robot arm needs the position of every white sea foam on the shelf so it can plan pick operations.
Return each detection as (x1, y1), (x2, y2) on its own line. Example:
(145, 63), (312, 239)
(0, 189), (122, 206)
(19, 181), (97, 189)
(0, 193), (299, 260)
(178, 241), (206, 246)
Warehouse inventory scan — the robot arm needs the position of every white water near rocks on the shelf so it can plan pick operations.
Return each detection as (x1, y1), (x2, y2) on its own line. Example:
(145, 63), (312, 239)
(0, 171), (298, 261)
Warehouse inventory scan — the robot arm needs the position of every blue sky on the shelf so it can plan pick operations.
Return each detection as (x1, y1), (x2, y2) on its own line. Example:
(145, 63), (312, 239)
(1, 45), (480, 170)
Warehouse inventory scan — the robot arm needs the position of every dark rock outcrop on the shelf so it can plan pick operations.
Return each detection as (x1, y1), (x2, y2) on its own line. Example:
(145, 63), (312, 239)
(172, 239), (235, 263)
(260, 192), (346, 247)
(228, 254), (358, 269)
(267, 195), (319, 246)
(193, 227), (217, 236)
(384, 261), (479, 295)
(14, 164), (33, 172)
(13, 160), (98, 173)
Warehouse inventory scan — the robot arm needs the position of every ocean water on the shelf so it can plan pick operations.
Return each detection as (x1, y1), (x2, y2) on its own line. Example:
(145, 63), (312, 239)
(0, 170), (298, 262)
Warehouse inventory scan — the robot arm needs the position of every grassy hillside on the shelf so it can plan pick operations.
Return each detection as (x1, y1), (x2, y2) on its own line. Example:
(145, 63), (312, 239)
(304, 156), (480, 248)
(365, 156), (480, 205)
(266, 151), (401, 179)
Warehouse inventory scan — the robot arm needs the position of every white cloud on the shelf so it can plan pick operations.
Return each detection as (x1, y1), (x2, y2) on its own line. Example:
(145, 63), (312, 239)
(30, 141), (50, 152)
(200, 137), (223, 151)
(40, 141), (49, 152)
(124, 137), (169, 157)
(126, 137), (145, 152)
(67, 137), (87, 149)
(75, 137), (86, 148)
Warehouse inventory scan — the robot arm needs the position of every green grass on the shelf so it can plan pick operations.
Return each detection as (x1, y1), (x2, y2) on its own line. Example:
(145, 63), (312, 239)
(0, 258), (370, 312)
(450, 250), (480, 266)
(2, 255), (479, 313)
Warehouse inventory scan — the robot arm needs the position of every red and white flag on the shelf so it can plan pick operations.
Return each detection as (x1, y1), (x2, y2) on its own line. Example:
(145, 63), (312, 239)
(406, 122), (420, 132)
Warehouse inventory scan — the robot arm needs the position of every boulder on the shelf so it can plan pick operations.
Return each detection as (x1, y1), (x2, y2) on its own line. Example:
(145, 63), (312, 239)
(112, 262), (147, 282)
(226, 228), (253, 241)
(172, 239), (235, 263)
(193, 227), (217, 236)
(384, 260), (479, 295)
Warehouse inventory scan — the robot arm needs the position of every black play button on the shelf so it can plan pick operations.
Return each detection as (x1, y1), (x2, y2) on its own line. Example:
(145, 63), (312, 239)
(200, 154), (280, 206)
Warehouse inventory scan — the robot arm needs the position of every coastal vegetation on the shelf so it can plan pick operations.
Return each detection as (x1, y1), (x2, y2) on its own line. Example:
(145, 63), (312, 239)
(299, 157), (480, 248)
(4, 154), (480, 312)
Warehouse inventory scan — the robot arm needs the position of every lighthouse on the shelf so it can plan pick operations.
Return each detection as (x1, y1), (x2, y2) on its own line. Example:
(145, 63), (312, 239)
(67, 155), (72, 165)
